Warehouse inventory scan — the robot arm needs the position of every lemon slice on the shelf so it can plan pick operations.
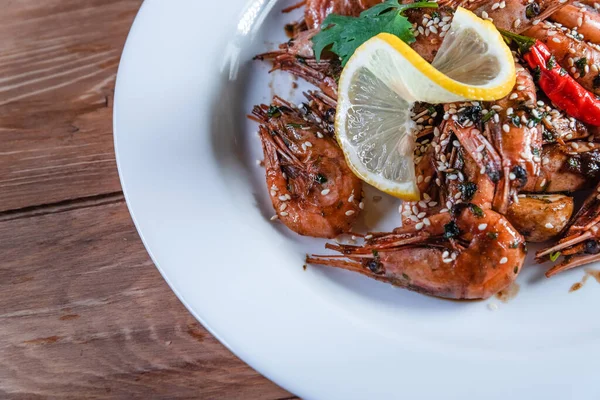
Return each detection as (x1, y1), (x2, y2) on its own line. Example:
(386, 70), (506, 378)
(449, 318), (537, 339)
(335, 7), (515, 200)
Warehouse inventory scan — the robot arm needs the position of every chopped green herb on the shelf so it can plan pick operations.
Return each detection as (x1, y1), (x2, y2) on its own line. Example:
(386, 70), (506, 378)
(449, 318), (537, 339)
(469, 204), (484, 218)
(312, 0), (438, 65)
(559, 67), (568, 76)
(567, 157), (580, 169)
(443, 221), (460, 239)
(402, 272), (410, 280)
(525, 2), (540, 19)
(458, 181), (478, 201)
(510, 240), (520, 249)
(286, 123), (304, 129)
(511, 114), (521, 128)
(550, 251), (561, 262)
(267, 106), (282, 118)
(431, 11), (440, 19)
(575, 57), (588, 77)
(481, 109), (496, 123)
(487, 232), (499, 239)
(514, 266), (519, 274)
(532, 65), (541, 82)
(531, 146), (540, 156)
(315, 173), (328, 184)
(428, 105), (436, 114)
(546, 55), (556, 70)
(542, 128), (555, 142)
(372, 249), (380, 257)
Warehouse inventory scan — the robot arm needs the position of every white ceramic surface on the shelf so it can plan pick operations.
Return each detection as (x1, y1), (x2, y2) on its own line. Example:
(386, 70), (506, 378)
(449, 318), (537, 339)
(114, 1), (600, 398)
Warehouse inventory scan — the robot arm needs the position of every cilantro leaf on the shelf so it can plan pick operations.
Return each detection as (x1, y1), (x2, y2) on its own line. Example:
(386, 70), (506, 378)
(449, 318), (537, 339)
(312, 0), (438, 66)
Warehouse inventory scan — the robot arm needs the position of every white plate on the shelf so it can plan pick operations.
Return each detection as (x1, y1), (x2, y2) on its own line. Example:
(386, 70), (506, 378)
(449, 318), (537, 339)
(114, 1), (600, 398)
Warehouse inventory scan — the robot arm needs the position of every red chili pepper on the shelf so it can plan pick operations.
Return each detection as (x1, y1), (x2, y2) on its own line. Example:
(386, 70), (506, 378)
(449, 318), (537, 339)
(522, 41), (600, 126)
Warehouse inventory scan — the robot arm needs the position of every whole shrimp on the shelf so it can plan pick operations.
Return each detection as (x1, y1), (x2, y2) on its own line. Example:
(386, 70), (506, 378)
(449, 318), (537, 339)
(459, 0), (570, 33)
(537, 181), (600, 276)
(523, 141), (600, 192)
(525, 20), (600, 95)
(252, 96), (362, 238)
(487, 64), (542, 213)
(308, 118), (526, 300)
(550, 2), (600, 44)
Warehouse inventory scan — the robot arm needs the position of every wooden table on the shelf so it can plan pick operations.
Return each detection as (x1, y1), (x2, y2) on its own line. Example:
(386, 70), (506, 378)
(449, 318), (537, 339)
(0, 1), (294, 398)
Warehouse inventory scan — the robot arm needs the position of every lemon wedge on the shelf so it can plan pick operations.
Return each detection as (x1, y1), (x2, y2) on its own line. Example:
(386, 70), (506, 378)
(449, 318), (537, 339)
(335, 7), (515, 200)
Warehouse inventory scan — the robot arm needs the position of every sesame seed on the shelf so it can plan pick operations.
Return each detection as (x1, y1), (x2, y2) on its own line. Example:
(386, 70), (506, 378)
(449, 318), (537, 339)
(412, 205), (419, 214)
(279, 195), (288, 201)
(346, 210), (355, 216)
(442, 258), (453, 264)
(270, 190), (277, 196)
(446, 201), (453, 209)
(419, 201), (427, 208)
(571, 142), (580, 149)
(476, 144), (485, 152)
(417, 212), (426, 219)
(365, 234), (374, 240)
(533, 156), (541, 162)
(280, 211), (289, 216)
(502, 124), (510, 133)
(416, 222), (424, 230)
(429, 201), (438, 207)
(509, 172), (516, 180)
(500, 0), (506, 7)
(577, 16), (583, 26)
(423, 218), (431, 226)
(425, 176), (432, 183)
(447, 174), (458, 180)
(454, 192), (462, 199)
(516, 85), (526, 91)
(532, 19), (540, 25)
(585, 65), (590, 74)
(359, 202), (364, 210)
(279, 203), (287, 211)
(593, 64), (599, 72)
(540, 178), (547, 188)
(430, 25), (438, 34)
(545, 223), (554, 229)
(409, 215), (419, 222)
(552, 37), (561, 43)
(494, 114), (500, 123)
(442, 250), (449, 258)
(417, 175), (424, 184)
(402, 210), (412, 217)
(478, 223), (488, 231)
(480, 166), (486, 174)
(481, 11), (489, 18)
(270, 215), (278, 221)
(514, 19), (521, 28)
(316, 132), (324, 139)
(506, 107), (513, 115)
(499, 257), (508, 264)
(509, 93), (518, 100)
(321, 189), (330, 195)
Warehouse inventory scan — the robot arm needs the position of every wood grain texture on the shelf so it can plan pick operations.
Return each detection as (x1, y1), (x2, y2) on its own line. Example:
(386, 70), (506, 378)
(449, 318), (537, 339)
(0, 1), (296, 398)
(0, 199), (293, 399)
(0, 0), (139, 212)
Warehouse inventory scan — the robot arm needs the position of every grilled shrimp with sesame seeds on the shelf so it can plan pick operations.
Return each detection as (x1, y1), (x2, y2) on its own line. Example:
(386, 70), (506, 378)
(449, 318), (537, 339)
(252, 96), (363, 238)
(525, 20), (600, 95)
(307, 202), (526, 299)
(536, 182), (600, 276)
(307, 113), (526, 300)
(487, 64), (542, 214)
(445, 0), (569, 33)
(550, 2), (600, 45)
(523, 141), (600, 192)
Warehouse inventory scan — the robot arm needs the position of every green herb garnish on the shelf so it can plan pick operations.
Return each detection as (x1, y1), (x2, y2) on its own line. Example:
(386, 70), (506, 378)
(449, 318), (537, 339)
(575, 57), (588, 77)
(315, 173), (328, 184)
(267, 106), (282, 118)
(312, 0), (438, 66)
(546, 55), (556, 70)
(487, 232), (499, 239)
(444, 221), (460, 239)
(481, 110), (496, 123)
(469, 204), (484, 218)
(550, 251), (561, 262)
(459, 181), (478, 201)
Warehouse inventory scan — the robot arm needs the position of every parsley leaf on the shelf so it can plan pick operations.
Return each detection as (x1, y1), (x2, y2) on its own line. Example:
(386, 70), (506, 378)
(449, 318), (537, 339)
(312, 0), (438, 66)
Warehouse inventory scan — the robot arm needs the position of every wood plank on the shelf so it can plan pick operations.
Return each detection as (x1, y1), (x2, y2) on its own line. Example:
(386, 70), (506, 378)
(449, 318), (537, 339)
(0, 198), (293, 399)
(0, 0), (140, 212)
